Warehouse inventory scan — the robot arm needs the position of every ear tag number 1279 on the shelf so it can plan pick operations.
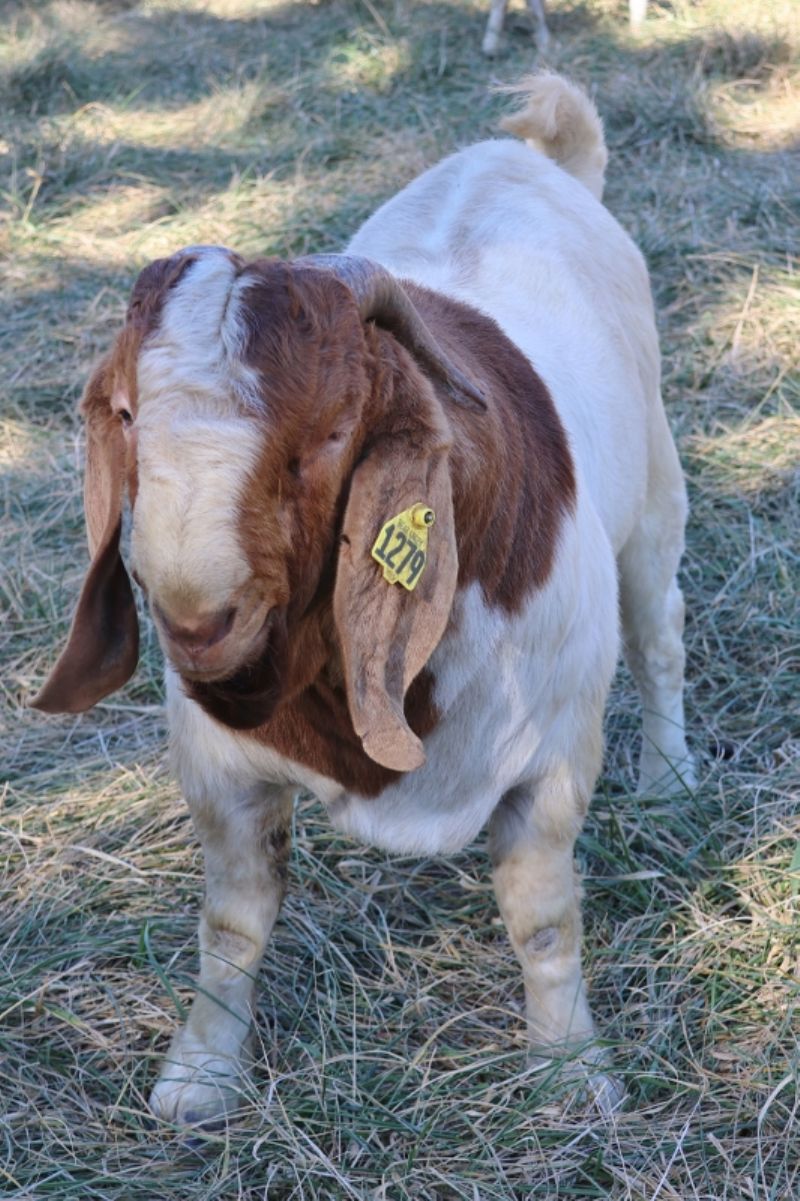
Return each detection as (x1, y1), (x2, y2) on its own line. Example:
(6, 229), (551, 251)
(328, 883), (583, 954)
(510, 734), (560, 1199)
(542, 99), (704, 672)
(371, 504), (435, 591)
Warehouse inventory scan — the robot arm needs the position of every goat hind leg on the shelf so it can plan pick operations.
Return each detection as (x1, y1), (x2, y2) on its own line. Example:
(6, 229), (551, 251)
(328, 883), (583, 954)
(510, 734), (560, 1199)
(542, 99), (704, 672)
(149, 783), (293, 1126)
(619, 423), (695, 796)
(489, 765), (622, 1112)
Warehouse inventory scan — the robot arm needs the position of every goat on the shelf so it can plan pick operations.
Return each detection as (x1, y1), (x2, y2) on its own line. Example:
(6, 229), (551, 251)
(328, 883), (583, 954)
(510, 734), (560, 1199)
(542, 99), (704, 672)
(34, 72), (693, 1126)
(482, 0), (648, 57)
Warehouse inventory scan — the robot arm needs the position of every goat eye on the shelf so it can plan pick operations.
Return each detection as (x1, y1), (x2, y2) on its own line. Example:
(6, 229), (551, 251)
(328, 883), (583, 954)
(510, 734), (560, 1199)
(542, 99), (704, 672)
(118, 408), (133, 428)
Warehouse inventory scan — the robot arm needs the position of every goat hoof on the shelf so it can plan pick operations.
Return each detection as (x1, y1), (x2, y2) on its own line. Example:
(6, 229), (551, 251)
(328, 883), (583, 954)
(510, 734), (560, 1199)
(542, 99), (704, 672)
(637, 753), (697, 798)
(149, 1049), (248, 1126)
(481, 35), (500, 56)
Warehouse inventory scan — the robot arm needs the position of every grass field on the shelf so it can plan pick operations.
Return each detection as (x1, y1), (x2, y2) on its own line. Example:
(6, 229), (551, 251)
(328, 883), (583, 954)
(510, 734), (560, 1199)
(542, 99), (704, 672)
(1, 0), (798, 1196)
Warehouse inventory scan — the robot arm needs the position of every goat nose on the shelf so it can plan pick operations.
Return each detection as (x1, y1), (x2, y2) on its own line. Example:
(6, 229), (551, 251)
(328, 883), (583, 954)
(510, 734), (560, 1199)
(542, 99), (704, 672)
(155, 604), (237, 649)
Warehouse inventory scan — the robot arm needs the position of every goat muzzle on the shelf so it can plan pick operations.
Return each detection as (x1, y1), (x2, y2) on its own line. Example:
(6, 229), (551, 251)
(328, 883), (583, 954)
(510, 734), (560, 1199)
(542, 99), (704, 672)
(154, 599), (273, 683)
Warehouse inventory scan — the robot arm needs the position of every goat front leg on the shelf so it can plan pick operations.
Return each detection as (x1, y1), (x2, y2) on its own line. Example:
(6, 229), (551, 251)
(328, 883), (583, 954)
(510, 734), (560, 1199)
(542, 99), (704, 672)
(150, 782), (293, 1126)
(489, 764), (622, 1112)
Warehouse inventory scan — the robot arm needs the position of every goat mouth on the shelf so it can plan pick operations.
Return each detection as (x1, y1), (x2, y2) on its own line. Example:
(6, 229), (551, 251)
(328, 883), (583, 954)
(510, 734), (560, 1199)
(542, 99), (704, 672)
(176, 609), (274, 684)
(184, 608), (289, 730)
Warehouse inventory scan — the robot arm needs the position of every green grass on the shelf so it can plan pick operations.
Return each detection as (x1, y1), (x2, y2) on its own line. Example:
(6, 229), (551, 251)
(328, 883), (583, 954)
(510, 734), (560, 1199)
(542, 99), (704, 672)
(1, 0), (798, 1196)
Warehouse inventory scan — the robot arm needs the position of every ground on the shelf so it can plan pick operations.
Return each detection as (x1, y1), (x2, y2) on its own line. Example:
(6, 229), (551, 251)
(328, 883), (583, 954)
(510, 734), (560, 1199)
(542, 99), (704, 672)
(0, 0), (798, 1197)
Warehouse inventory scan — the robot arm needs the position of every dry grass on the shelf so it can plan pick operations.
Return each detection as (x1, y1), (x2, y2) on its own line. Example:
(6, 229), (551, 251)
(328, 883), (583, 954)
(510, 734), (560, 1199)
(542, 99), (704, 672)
(1, 0), (798, 1197)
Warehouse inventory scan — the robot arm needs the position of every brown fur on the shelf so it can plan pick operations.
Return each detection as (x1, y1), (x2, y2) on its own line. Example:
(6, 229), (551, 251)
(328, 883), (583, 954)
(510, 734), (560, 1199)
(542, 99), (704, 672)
(206, 261), (574, 793)
(401, 282), (576, 607)
(31, 358), (139, 713)
(34, 254), (575, 797)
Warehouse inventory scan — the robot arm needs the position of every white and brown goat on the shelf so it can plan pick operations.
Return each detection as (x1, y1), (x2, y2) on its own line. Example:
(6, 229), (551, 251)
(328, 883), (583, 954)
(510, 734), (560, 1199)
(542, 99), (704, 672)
(35, 74), (693, 1124)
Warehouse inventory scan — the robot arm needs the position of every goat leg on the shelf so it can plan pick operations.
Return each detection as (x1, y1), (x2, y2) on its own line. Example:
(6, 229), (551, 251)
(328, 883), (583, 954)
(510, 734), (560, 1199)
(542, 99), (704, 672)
(150, 783), (293, 1126)
(488, 765), (623, 1113)
(482, 0), (510, 56)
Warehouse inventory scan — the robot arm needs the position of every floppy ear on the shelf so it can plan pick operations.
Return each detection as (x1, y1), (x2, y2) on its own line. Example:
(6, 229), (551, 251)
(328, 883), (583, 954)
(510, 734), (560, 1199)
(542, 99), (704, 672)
(333, 428), (458, 772)
(31, 360), (139, 713)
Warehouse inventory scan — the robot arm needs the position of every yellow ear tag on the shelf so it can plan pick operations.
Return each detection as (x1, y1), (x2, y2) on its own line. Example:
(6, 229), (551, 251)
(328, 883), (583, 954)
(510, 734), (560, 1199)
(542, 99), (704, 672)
(371, 503), (435, 591)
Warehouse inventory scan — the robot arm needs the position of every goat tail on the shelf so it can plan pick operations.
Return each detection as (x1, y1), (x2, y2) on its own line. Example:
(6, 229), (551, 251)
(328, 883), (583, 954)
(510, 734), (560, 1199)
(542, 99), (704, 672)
(498, 73), (608, 201)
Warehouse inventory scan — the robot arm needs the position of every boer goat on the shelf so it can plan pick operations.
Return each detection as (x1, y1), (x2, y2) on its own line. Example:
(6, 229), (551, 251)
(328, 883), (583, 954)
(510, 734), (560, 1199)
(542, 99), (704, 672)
(35, 73), (693, 1125)
(483, 0), (648, 57)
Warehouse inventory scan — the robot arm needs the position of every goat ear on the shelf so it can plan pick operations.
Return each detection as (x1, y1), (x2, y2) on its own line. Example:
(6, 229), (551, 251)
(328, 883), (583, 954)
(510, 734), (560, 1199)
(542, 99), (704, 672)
(31, 361), (139, 713)
(333, 433), (457, 772)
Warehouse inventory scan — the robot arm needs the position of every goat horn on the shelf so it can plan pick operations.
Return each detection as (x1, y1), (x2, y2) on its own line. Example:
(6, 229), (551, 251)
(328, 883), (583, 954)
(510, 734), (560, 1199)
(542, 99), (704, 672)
(296, 254), (487, 412)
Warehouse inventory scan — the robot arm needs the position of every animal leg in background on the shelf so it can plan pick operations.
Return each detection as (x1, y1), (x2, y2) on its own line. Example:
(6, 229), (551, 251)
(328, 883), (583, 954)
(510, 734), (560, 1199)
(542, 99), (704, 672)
(483, 0), (645, 57)
(482, 0), (510, 57)
(149, 783), (293, 1125)
(482, 0), (549, 57)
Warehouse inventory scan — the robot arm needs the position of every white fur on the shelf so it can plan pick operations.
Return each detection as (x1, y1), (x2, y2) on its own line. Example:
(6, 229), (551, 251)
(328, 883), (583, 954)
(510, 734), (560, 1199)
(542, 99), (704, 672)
(132, 418), (261, 616)
(132, 249), (264, 616)
(137, 247), (262, 414)
(166, 665), (343, 808)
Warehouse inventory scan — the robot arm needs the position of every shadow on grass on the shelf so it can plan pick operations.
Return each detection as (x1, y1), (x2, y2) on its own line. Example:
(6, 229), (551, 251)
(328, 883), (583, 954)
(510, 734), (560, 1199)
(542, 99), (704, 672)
(2, 0), (794, 510)
(2, 0), (796, 220)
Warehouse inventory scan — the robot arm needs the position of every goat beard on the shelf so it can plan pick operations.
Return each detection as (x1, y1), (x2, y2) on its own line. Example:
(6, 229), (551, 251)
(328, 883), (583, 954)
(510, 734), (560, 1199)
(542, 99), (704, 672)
(185, 607), (290, 730)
